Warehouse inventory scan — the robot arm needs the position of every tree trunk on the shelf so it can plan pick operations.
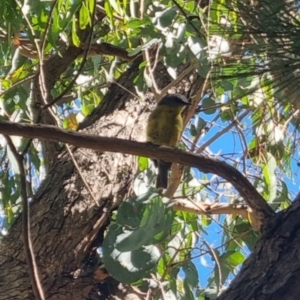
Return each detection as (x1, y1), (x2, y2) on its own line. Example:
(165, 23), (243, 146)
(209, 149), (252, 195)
(0, 58), (144, 299)
(217, 198), (300, 300)
(1, 31), (299, 300)
(0, 57), (200, 299)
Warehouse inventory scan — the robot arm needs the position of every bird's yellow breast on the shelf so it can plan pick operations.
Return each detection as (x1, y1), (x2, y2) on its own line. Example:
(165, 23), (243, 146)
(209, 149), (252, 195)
(146, 105), (184, 147)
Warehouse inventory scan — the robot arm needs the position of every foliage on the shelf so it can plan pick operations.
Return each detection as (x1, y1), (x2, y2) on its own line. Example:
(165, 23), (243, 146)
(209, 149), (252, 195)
(0, 0), (299, 299)
(103, 189), (174, 283)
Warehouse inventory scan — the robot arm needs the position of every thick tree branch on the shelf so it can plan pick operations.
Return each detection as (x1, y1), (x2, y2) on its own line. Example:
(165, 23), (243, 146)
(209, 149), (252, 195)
(12, 37), (137, 61)
(0, 121), (275, 231)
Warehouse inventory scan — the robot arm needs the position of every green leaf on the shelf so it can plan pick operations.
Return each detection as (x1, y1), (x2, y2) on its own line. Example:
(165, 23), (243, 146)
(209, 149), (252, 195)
(104, 1), (115, 30)
(188, 36), (204, 59)
(182, 261), (199, 289)
(116, 195), (173, 251)
(199, 287), (219, 299)
(87, 0), (95, 13)
(164, 42), (186, 68)
(190, 116), (206, 137)
(220, 109), (232, 121)
(222, 80), (234, 91)
(109, 0), (123, 15)
(157, 7), (177, 28)
(183, 279), (195, 300)
(262, 153), (277, 202)
(116, 188), (158, 227)
(201, 214), (211, 226)
(235, 222), (259, 251)
(127, 17), (151, 28)
(221, 251), (245, 266)
(270, 180), (290, 210)
(201, 97), (217, 115)
(103, 223), (160, 283)
(72, 16), (81, 46)
(107, 190), (174, 253)
(79, 3), (90, 29)
(138, 156), (149, 171)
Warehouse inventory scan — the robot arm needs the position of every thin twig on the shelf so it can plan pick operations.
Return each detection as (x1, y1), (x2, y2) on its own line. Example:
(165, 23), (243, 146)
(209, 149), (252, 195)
(38, 0), (58, 105)
(143, 46), (160, 99)
(197, 109), (251, 153)
(188, 73), (212, 151)
(0, 75), (36, 97)
(14, 0), (48, 108)
(202, 239), (223, 294)
(171, 0), (205, 39)
(172, 200), (249, 219)
(233, 115), (249, 173)
(111, 79), (138, 99)
(66, 145), (99, 206)
(40, 0), (57, 59)
(184, 69), (211, 126)
(282, 109), (300, 132)
(5, 136), (45, 300)
(159, 64), (195, 98)
(43, 1), (96, 109)
(81, 200), (112, 255)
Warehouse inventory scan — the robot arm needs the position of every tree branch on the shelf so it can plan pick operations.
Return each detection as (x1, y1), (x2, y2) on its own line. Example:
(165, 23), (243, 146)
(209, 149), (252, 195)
(5, 136), (45, 300)
(173, 200), (249, 219)
(0, 121), (275, 231)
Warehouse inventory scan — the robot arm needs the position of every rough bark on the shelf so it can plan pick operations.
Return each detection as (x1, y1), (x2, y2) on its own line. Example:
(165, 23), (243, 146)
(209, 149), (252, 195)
(217, 198), (300, 300)
(0, 54), (202, 299)
(1, 1), (300, 296)
(0, 103), (141, 299)
(1, 60), (300, 298)
(0, 64), (144, 299)
(1, 67), (299, 299)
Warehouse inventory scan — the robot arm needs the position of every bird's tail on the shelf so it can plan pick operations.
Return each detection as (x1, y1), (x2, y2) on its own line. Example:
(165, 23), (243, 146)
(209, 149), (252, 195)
(156, 160), (172, 189)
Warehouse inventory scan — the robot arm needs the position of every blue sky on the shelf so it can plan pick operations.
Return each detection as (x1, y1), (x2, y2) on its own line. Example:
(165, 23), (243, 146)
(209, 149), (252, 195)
(185, 103), (300, 289)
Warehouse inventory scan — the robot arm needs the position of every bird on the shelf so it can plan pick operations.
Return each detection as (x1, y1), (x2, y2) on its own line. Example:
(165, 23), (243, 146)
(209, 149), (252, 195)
(146, 94), (191, 188)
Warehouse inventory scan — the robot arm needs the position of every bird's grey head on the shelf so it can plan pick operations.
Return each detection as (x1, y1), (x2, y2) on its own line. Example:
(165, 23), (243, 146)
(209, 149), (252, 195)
(158, 94), (191, 107)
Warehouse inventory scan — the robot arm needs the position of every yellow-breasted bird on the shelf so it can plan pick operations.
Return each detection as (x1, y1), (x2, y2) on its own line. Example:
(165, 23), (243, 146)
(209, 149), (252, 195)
(146, 94), (191, 188)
